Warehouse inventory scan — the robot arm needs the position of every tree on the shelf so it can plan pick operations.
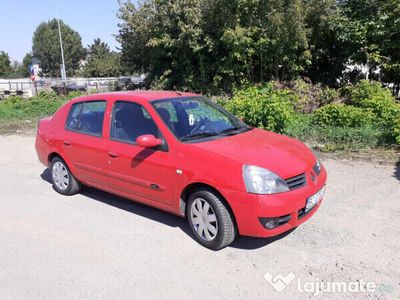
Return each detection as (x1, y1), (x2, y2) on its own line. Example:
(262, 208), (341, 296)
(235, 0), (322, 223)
(83, 53), (122, 77)
(117, 0), (206, 90)
(116, 0), (400, 94)
(327, 0), (400, 84)
(9, 53), (33, 78)
(117, 0), (311, 92)
(82, 39), (122, 77)
(89, 38), (111, 58)
(219, 0), (310, 83)
(32, 19), (85, 77)
(303, 0), (345, 85)
(378, 0), (400, 95)
(0, 51), (12, 78)
(21, 53), (34, 77)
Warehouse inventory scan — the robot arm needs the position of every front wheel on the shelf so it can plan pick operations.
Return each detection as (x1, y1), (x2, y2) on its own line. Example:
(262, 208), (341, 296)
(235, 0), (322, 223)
(50, 157), (81, 195)
(187, 189), (236, 250)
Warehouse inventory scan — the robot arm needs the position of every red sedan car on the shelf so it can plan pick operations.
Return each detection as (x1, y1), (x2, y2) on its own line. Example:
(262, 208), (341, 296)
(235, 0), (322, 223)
(35, 91), (327, 250)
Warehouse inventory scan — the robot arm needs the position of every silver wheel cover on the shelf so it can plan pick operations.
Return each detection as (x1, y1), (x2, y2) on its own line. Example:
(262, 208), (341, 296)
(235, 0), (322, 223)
(52, 161), (70, 191)
(190, 198), (218, 241)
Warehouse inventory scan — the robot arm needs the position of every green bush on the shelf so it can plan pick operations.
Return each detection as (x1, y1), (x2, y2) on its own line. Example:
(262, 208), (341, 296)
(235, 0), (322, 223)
(382, 104), (400, 144)
(283, 114), (312, 138)
(65, 91), (84, 101)
(347, 80), (395, 108)
(214, 95), (230, 108)
(219, 81), (400, 148)
(345, 80), (400, 144)
(35, 90), (58, 101)
(311, 103), (374, 127)
(224, 83), (297, 133)
(282, 79), (341, 113)
(218, 82), (399, 149)
(393, 118), (400, 144)
(288, 79), (322, 113)
(346, 80), (397, 121)
(318, 87), (341, 106)
(0, 91), (82, 120)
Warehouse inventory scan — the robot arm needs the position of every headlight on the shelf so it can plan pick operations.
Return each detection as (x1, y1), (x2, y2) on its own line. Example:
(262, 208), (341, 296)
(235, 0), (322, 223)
(311, 150), (322, 175)
(313, 159), (321, 175)
(243, 165), (289, 194)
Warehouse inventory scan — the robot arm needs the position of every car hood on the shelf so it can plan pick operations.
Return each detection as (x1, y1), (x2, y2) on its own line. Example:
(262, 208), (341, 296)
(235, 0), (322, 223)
(190, 128), (316, 179)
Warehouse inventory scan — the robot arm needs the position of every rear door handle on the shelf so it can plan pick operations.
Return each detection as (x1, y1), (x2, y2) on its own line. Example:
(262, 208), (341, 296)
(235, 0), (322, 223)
(108, 152), (119, 158)
(63, 140), (71, 147)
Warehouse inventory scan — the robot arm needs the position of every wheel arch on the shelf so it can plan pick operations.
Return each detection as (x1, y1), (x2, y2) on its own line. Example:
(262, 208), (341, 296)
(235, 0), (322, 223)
(47, 152), (74, 175)
(47, 151), (82, 195)
(48, 152), (66, 165)
(180, 182), (238, 230)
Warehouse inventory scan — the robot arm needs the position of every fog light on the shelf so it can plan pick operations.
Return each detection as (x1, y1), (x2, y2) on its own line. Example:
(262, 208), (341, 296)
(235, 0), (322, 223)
(265, 218), (279, 229)
(259, 215), (291, 230)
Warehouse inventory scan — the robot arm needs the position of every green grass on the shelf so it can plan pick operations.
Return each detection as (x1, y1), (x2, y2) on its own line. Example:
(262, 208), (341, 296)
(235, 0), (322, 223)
(0, 91), (81, 134)
(0, 97), (66, 120)
(284, 114), (386, 152)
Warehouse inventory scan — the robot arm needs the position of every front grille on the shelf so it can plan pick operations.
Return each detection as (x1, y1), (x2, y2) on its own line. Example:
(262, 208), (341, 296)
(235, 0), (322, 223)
(285, 173), (306, 190)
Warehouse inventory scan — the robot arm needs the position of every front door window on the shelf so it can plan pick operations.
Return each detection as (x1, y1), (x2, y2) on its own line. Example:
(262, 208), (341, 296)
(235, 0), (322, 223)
(110, 101), (160, 144)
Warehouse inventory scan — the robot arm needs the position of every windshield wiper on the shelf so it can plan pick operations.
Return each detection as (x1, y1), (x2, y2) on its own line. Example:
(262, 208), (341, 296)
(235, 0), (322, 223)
(181, 132), (218, 141)
(181, 126), (251, 141)
(218, 126), (250, 136)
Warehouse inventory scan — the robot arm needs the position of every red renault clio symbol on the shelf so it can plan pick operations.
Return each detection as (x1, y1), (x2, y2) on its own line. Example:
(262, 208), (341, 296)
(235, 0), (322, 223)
(35, 91), (327, 249)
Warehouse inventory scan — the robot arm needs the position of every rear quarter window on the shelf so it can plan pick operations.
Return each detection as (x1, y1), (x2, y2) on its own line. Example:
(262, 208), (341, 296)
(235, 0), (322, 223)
(65, 101), (106, 137)
(66, 103), (83, 131)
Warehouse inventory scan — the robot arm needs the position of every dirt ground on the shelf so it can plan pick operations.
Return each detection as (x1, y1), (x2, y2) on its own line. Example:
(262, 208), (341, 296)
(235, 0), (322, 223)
(0, 134), (399, 299)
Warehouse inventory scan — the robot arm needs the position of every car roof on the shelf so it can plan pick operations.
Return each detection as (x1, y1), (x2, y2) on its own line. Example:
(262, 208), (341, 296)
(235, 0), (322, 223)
(70, 90), (199, 104)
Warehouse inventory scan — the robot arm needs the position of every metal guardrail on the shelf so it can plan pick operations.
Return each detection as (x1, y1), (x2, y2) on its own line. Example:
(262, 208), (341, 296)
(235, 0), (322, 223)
(0, 76), (145, 99)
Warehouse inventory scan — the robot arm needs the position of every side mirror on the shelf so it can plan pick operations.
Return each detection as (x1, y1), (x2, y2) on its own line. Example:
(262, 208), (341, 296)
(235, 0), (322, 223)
(136, 134), (162, 148)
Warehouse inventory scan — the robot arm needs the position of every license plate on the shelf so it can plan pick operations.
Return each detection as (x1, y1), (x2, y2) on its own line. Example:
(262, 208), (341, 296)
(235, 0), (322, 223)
(305, 186), (326, 212)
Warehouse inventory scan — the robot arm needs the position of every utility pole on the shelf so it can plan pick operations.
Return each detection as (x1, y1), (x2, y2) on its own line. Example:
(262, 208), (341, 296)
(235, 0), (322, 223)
(57, 18), (67, 81)
(56, 0), (66, 81)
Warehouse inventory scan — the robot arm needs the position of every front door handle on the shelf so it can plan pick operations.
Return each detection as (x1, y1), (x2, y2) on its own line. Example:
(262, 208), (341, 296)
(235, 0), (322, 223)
(108, 152), (119, 158)
(150, 183), (159, 190)
(63, 140), (71, 147)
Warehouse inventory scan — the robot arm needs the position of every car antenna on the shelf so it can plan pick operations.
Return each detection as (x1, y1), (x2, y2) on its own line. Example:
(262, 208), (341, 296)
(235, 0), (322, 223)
(176, 91), (182, 96)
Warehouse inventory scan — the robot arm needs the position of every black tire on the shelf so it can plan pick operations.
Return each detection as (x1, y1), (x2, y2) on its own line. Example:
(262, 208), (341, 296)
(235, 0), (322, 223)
(50, 157), (81, 195)
(187, 188), (236, 250)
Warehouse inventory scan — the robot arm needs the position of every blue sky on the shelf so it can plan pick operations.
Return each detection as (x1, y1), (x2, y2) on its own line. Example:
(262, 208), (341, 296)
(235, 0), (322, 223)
(0, 0), (121, 62)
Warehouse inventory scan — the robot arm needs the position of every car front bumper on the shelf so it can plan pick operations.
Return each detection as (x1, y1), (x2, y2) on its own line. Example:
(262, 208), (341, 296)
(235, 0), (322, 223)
(221, 167), (327, 238)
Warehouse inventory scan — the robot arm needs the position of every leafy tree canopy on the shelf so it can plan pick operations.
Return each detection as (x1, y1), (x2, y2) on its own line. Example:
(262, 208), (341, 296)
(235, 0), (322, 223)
(82, 38), (122, 77)
(89, 38), (111, 58)
(117, 0), (400, 94)
(32, 19), (85, 77)
(0, 51), (12, 78)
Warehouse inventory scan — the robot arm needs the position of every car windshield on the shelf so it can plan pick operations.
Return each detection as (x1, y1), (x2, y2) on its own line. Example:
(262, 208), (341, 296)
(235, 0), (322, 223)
(153, 97), (250, 142)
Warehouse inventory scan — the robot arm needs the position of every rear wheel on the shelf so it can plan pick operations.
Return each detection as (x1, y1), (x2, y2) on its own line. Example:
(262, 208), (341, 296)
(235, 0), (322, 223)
(50, 157), (81, 195)
(187, 189), (236, 250)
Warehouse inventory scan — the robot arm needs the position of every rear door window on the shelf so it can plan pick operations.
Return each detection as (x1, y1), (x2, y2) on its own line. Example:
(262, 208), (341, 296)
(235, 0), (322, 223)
(65, 101), (106, 137)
